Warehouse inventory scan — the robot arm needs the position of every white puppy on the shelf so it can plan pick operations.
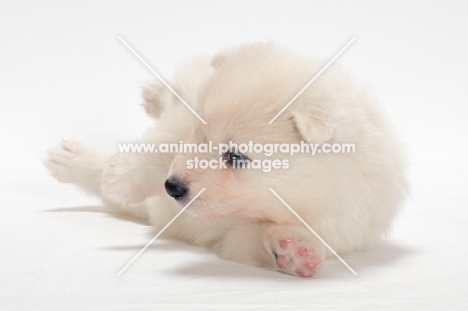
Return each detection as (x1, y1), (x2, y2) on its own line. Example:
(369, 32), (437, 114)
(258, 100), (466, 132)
(44, 43), (407, 278)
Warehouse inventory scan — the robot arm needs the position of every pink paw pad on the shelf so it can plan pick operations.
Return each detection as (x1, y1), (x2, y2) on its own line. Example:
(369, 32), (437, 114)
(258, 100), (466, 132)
(295, 268), (313, 278)
(269, 237), (322, 278)
(277, 255), (288, 268)
(279, 239), (289, 249)
(296, 246), (309, 257)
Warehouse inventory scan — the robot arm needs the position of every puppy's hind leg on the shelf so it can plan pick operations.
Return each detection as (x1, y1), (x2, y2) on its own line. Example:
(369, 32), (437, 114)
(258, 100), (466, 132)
(101, 152), (169, 207)
(44, 140), (108, 196)
(44, 140), (152, 221)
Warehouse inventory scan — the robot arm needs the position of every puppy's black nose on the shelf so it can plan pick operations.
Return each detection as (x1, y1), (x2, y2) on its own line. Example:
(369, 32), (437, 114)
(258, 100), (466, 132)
(164, 178), (188, 200)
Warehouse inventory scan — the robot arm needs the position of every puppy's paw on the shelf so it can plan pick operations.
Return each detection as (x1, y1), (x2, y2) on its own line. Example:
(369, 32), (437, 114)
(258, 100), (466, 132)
(141, 82), (166, 119)
(101, 153), (159, 206)
(43, 140), (101, 184)
(264, 226), (324, 278)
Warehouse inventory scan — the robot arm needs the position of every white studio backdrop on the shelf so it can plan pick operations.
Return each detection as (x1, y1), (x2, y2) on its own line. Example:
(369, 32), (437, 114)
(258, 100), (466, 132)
(1, 1), (467, 309)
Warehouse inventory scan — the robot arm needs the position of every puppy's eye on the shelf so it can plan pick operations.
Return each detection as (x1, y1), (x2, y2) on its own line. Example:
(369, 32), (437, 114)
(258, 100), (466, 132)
(225, 151), (249, 168)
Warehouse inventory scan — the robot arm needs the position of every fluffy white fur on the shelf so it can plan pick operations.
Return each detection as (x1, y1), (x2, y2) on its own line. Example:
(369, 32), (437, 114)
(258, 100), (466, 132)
(44, 43), (407, 278)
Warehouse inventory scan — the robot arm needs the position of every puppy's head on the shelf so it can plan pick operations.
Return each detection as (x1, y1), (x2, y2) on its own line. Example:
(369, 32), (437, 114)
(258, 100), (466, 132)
(166, 44), (338, 222)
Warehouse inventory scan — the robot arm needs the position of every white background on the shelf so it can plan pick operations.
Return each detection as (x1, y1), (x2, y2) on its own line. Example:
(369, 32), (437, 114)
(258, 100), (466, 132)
(1, 0), (467, 309)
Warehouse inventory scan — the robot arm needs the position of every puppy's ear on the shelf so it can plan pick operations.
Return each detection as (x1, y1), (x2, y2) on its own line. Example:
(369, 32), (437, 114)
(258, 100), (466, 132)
(291, 108), (335, 144)
(141, 82), (167, 120)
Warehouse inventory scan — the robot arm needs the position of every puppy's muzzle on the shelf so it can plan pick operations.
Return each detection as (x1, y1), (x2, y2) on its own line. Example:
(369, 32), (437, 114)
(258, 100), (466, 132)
(164, 178), (188, 200)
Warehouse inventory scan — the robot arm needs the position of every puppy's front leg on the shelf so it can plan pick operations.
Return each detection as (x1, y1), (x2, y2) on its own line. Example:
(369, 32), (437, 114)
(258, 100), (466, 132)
(214, 222), (325, 278)
(262, 223), (326, 278)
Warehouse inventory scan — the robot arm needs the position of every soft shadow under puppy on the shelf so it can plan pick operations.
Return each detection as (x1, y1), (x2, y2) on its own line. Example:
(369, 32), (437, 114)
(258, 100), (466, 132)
(43, 205), (150, 226)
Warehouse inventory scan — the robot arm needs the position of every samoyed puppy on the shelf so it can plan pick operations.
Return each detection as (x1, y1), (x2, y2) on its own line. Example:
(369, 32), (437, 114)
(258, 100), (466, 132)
(44, 43), (407, 278)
